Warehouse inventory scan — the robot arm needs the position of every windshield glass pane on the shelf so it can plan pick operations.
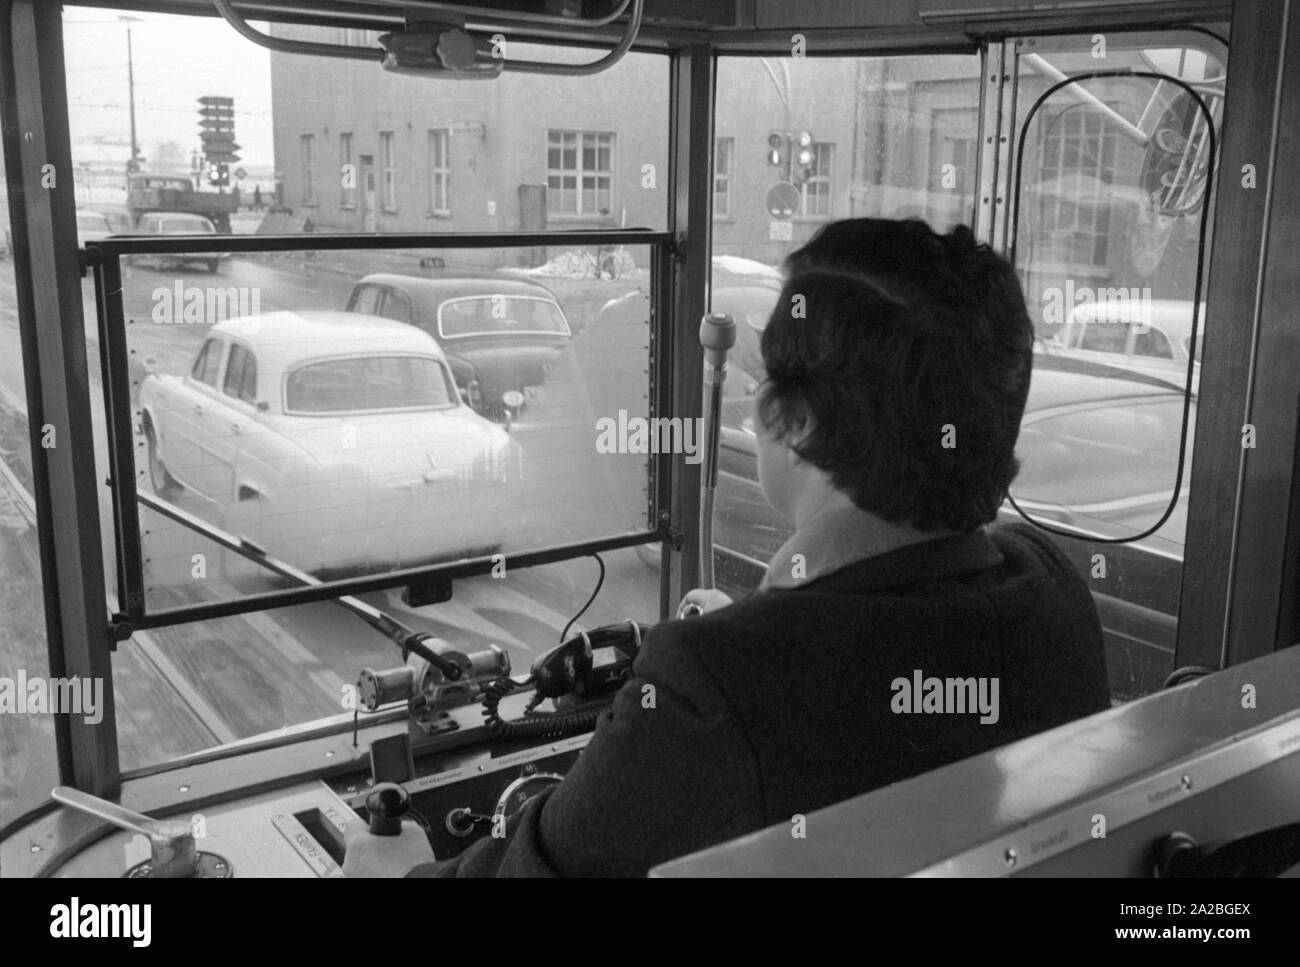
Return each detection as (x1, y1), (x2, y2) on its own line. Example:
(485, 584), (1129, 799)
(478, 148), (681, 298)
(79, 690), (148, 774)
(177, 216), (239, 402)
(1006, 32), (1221, 700)
(285, 355), (456, 412)
(438, 297), (570, 338)
(64, 7), (664, 770)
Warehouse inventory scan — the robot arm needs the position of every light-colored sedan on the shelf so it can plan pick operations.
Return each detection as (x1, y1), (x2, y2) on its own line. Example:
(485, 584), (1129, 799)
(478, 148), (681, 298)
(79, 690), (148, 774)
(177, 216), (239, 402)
(1046, 299), (1205, 383)
(130, 211), (229, 273)
(139, 310), (526, 575)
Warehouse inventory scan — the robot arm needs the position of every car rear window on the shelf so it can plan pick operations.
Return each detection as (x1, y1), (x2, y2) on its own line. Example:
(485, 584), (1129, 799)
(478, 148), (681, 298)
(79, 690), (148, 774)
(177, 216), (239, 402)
(437, 296), (569, 338)
(285, 355), (456, 413)
(162, 217), (214, 233)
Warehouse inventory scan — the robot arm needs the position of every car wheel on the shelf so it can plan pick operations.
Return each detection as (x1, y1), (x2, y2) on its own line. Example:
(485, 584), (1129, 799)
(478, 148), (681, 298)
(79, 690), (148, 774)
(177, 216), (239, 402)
(145, 423), (180, 497)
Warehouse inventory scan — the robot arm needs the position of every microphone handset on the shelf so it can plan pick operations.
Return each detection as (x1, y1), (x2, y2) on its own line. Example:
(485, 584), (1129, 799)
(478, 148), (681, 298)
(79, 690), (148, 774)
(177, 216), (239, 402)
(480, 620), (649, 740)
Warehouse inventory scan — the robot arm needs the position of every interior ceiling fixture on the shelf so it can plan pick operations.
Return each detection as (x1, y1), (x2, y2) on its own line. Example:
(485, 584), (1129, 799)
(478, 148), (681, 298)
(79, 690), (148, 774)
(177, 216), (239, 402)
(211, 0), (644, 76)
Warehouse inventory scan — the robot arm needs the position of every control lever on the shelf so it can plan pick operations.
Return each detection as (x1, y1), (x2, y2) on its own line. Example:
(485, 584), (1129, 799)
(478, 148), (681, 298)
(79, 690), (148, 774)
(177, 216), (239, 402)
(137, 490), (463, 681)
(365, 782), (411, 837)
(678, 312), (735, 618)
(51, 786), (230, 878)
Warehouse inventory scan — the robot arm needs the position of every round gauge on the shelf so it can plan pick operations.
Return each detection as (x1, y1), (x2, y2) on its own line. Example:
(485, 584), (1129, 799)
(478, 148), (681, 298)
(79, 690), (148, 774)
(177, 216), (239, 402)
(492, 773), (564, 825)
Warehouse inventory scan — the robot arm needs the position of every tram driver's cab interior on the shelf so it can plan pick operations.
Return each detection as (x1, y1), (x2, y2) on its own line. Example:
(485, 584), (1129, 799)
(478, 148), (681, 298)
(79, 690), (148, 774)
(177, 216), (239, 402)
(1, 0), (1298, 881)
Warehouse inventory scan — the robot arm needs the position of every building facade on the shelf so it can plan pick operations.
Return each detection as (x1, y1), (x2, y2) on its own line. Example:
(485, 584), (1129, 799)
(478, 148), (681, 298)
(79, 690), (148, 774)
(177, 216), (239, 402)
(269, 27), (1216, 329)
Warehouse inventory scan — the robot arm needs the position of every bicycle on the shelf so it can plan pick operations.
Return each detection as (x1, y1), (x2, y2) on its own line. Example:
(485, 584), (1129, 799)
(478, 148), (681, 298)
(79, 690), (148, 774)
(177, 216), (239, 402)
(582, 243), (623, 280)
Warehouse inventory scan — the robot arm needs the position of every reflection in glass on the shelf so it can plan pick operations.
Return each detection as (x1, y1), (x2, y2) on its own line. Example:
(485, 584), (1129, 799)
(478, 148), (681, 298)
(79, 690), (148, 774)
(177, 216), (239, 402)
(710, 53), (983, 597)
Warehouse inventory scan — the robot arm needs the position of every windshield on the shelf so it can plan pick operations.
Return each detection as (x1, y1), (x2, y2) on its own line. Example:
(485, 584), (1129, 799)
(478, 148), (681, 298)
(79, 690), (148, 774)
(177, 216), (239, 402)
(49, 6), (666, 780)
(437, 296), (570, 338)
(285, 355), (456, 413)
(0, 9), (1227, 825)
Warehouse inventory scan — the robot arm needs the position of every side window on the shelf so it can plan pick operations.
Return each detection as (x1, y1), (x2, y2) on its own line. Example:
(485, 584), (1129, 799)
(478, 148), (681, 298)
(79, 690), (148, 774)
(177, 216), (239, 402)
(1079, 323), (1131, 353)
(350, 284), (381, 315)
(191, 339), (213, 384)
(377, 288), (412, 324)
(224, 344), (258, 404)
(1133, 327), (1174, 359)
(239, 351), (259, 404)
(191, 338), (223, 387)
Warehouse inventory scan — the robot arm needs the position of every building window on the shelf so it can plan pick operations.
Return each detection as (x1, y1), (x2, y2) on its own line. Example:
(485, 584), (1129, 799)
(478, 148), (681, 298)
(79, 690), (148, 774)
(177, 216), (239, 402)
(300, 134), (316, 205)
(427, 129), (450, 215)
(799, 143), (833, 217)
(714, 137), (734, 218)
(379, 131), (396, 212)
(929, 108), (978, 193)
(1036, 103), (1120, 269)
(340, 132), (356, 209)
(547, 130), (614, 215)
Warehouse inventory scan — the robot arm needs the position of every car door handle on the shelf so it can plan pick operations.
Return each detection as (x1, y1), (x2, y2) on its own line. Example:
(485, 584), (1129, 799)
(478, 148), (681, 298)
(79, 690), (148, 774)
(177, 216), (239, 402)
(229, 423), (241, 434)
(193, 404), (204, 415)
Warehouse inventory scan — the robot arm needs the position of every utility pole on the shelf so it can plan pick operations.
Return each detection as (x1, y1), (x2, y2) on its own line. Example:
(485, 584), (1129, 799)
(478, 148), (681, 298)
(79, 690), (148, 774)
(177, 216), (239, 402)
(120, 15), (142, 174)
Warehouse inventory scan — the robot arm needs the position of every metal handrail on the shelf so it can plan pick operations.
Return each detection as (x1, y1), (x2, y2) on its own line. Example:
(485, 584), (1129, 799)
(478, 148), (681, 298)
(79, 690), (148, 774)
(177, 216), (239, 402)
(212, 0), (645, 76)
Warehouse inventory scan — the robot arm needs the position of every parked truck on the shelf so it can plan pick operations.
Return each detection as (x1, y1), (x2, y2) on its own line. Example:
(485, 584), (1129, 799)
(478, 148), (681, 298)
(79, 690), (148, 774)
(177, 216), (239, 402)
(125, 174), (236, 233)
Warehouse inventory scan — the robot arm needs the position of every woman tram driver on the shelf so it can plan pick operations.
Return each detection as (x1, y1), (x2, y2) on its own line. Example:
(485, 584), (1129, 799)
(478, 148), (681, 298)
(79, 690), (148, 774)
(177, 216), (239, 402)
(344, 217), (1111, 877)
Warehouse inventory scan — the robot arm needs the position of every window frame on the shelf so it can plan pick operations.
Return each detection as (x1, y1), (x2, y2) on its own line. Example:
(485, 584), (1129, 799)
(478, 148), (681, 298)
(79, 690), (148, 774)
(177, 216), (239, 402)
(797, 141), (834, 218)
(379, 130), (397, 213)
(340, 132), (356, 210)
(713, 136), (734, 219)
(546, 129), (616, 217)
(300, 133), (317, 206)
(427, 128), (451, 217)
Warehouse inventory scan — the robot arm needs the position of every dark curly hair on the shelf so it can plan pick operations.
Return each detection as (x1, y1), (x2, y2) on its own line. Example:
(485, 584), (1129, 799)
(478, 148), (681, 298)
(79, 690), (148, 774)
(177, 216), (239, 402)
(755, 218), (1034, 532)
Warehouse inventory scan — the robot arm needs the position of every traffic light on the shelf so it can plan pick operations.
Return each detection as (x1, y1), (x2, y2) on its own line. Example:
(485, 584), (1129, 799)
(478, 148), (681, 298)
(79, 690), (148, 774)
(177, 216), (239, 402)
(198, 95), (241, 167)
(767, 132), (784, 167)
(792, 131), (815, 185)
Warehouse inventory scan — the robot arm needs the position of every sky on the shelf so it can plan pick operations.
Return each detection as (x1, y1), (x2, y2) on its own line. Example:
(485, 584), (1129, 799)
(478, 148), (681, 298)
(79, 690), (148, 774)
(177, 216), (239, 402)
(62, 7), (275, 171)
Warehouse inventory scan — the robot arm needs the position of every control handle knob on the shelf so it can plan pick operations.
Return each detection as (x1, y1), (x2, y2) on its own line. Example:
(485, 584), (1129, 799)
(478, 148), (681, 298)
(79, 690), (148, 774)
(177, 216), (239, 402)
(365, 782), (411, 837)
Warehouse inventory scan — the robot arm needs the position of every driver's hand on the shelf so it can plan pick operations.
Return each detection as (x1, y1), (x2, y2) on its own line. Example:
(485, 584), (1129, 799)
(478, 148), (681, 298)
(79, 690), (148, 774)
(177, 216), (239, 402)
(676, 588), (734, 618)
(342, 820), (437, 877)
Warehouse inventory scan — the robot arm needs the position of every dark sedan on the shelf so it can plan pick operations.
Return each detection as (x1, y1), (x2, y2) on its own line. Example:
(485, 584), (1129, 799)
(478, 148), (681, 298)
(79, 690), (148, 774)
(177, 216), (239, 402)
(346, 273), (572, 420)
